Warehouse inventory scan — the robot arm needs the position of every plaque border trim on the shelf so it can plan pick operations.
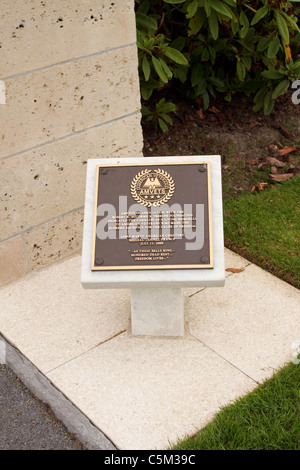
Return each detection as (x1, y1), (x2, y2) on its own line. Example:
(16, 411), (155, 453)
(91, 161), (213, 271)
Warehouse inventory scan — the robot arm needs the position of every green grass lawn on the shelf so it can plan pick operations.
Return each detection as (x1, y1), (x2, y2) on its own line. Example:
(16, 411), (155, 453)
(171, 362), (300, 450)
(223, 175), (300, 290)
(171, 176), (300, 450)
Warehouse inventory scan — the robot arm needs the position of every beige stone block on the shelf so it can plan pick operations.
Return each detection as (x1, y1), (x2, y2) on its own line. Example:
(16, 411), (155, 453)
(0, 236), (27, 287)
(23, 209), (84, 272)
(0, 113), (143, 240)
(1, 0), (137, 78)
(0, 45), (141, 158)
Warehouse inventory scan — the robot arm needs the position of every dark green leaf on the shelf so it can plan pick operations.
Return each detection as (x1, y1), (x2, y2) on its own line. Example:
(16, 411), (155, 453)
(202, 90), (210, 110)
(188, 9), (205, 36)
(142, 55), (151, 81)
(237, 60), (246, 81)
(160, 59), (173, 80)
(136, 1), (150, 15)
(201, 47), (210, 61)
(186, 0), (199, 19)
(157, 101), (176, 113)
(257, 36), (273, 52)
(208, 11), (219, 40)
(239, 11), (249, 39)
(152, 56), (168, 83)
(209, 76), (225, 88)
(272, 79), (290, 99)
(191, 63), (204, 87)
(280, 11), (300, 32)
(195, 78), (207, 95)
(141, 105), (151, 116)
(254, 86), (268, 104)
(241, 55), (251, 71)
(157, 117), (169, 133)
(223, 0), (237, 6)
(141, 84), (153, 100)
(135, 12), (157, 33)
(251, 5), (269, 26)
(264, 91), (275, 115)
(267, 37), (281, 59)
(160, 113), (173, 125)
(163, 47), (189, 65)
(261, 69), (285, 79)
(276, 11), (289, 44)
(207, 0), (233, 18)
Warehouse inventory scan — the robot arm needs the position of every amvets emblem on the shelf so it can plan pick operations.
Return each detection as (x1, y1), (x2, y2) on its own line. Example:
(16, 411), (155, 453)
(131, 168), (175, 207)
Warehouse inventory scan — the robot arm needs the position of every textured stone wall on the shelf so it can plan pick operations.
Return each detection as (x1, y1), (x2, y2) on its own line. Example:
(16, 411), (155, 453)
(0, 0), (143, 287)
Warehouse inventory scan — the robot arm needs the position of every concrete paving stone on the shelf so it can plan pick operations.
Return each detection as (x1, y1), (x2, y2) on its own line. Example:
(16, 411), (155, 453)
(0, 255), (131, 372)
(184, 247), (250, 297)
(47, 333), (256, 450)
(188, 263), (300, 383)
(0, 248), (238, 371)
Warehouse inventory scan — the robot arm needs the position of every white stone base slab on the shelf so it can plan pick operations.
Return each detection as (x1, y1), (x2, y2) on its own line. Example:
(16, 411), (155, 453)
(131, 288), (184, 337)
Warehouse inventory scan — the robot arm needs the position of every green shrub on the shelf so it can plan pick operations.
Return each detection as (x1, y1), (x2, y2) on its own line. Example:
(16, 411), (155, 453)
(135, 0), (300, 121)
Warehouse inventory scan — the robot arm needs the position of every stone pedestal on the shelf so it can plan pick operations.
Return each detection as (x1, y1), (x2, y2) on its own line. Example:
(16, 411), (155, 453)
(131, 287), (184, 337)
(81, 156), (225, 339)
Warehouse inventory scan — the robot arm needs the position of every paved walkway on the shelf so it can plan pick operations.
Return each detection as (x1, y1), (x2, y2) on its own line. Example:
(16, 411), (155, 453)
(0, 248), (299, 450)
(0, 363), (86, 450)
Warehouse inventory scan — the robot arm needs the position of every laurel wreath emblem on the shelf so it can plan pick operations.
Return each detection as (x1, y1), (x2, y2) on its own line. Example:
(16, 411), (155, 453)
(131, 168), (175, 207)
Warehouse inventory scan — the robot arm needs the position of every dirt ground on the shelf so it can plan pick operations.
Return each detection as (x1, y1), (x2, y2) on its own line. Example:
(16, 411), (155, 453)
(142, 90), (300, 200)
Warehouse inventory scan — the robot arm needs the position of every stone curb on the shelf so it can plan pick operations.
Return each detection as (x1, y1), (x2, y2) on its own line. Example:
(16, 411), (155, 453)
(0, 333), (117, 451)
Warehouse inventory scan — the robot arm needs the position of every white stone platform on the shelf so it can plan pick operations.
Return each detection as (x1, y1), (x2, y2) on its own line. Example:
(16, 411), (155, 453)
(0, 249), (299, 450)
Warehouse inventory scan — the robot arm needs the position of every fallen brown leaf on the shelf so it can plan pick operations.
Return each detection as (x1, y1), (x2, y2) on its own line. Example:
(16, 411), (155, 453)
(269, 173), (294, 182)
(251, 182), (268, 192)
(226, 268), (245, 273)
(284, 43), (292, 63)
(209, 106), (220, 114)
(280, 127), (292, 139)
(249, 121), (260, 129)
(246, 156), (259, 165)
(266, 156), (286, 167)
(278, 147), (297, 156)
(196, 108), (206, 120)
(271, 165), (278, 174)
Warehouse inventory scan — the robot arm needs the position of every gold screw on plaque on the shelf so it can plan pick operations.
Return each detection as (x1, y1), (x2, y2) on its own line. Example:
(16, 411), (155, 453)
(198, 164), (207, 172)
(131, 168), (175, 207)
(96, 257), (104, 265)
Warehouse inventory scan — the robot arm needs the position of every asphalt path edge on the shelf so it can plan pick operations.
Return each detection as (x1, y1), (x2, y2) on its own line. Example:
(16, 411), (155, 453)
(0, 333), (117, 451)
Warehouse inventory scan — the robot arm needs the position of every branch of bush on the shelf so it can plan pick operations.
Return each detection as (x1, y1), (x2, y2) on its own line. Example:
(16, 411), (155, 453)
(135, 0), (300, 131)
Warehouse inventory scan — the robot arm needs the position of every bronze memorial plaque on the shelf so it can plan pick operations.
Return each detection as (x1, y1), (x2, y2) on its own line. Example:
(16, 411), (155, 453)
(91, 161), (213, 270)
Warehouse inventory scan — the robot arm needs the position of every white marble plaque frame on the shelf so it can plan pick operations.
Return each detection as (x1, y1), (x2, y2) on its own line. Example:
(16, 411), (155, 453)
(81, 156), (225, 290)
(81, 156), (224, 336)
